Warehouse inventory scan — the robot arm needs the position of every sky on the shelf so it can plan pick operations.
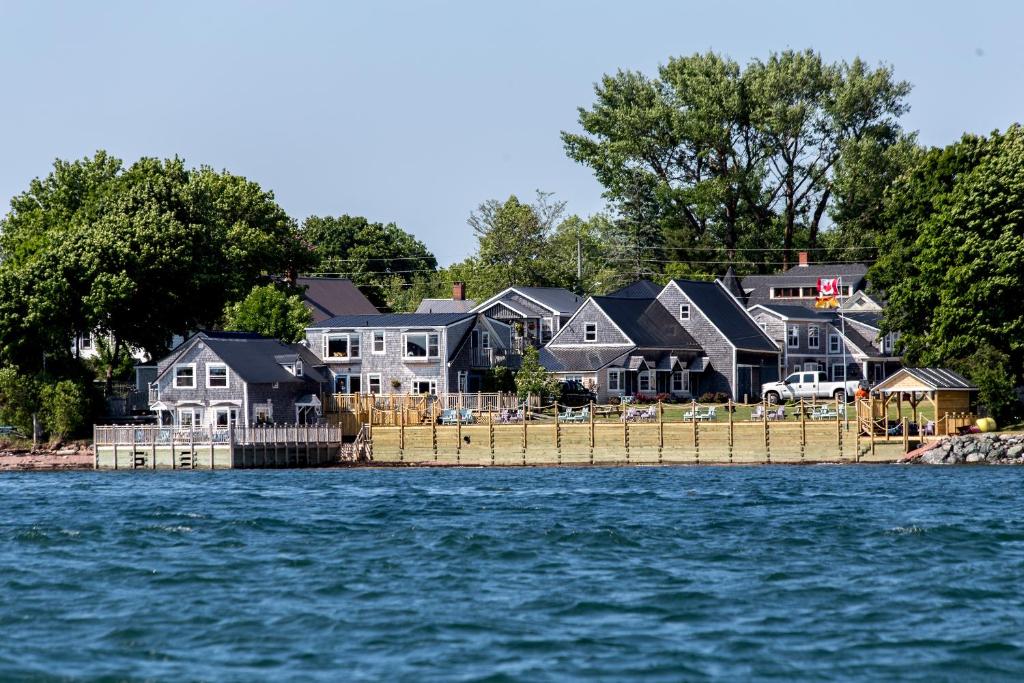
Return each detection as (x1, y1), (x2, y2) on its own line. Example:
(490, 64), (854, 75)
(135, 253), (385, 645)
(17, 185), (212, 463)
(1, 1), (1022, 265)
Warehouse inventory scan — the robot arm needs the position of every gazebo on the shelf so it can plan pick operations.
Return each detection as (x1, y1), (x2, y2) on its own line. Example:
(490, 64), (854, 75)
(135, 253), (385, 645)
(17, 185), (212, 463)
(867, 368), (978, 436)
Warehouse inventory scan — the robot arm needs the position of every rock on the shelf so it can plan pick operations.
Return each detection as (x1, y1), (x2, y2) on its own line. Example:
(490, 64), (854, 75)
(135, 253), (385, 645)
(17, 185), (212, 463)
(921, 449), (950, 465)
(1010, 445), (1024, 459)
(966, 452), (985, 463)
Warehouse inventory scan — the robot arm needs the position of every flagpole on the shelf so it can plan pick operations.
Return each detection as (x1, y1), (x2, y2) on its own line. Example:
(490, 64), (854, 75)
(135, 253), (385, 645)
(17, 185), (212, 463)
(840, 276), (848, 398)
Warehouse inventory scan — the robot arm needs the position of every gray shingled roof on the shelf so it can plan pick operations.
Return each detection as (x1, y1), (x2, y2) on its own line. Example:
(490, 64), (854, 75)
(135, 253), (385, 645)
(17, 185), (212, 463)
(755, 304), (835, 321)
(741, 263), (869, 308)
(671, 280), (778, 352)
(540, 347), (630, 372)
(513, 287), (584, 315)
(592, 297), (702, 350)
(881, 368), (977, 391)
(415, 298), (478, 314)
(312, 312), (474, 328)
(607, 280), (664, 299)
(295, 277), (379, 322)
(203, 337), (317, 385)
(841, 311), (882, 329)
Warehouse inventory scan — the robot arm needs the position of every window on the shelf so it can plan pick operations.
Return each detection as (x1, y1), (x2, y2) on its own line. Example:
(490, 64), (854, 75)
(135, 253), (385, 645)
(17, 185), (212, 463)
(80, 333), (93, 350)
(174, 364), (196, 388)
(206, 364), (228, 388)
(540, 318), (553, 343)
(367, 374), (382, 394)
(808, 326), (820, 350)
(254, 404), (272, 425)
(403, 332), (440, 359)
(672, 371), (689, 394)
(177, 407), (201, 427)
(829, 334), (841, 354)
(413, 380), (437, 395)
(638, 371), (652, 392)
(372, 330), (385, 354)
(802, 372), (816, 382)
(679, 304), (690, 321)
(335, 374), (362, 394)
(294, 360), (303, 377)
(873, 365), (883, 383)
(481, 331), (491, 349)
(457, 371), (469, 393)
(584, 323), (597, 342)
(831, 365), (844, 382)
(883, 333), (894, 353)
(785, 372), (801, 384)
(324, 333), (360, 360)
(214, 407), (238, 429)
(787, 327), (800, 349)
(608, 369), (623, 393)
(564, 374), (583, 384)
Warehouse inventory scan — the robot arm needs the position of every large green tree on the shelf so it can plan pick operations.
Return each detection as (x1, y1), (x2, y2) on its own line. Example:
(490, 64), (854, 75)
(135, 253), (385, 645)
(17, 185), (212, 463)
(299, 215), (436, 309)
(223, 284), (312, 343)
(872, 126), (1024, 385)
(563, 50), (912, 272)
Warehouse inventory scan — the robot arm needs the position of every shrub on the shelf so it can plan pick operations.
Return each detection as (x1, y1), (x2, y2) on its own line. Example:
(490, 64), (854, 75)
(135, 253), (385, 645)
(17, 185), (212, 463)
(39, 380), (89, 441)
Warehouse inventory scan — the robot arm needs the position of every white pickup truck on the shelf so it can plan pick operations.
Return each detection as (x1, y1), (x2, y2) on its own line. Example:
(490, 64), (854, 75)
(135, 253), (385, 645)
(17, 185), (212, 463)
(761, 371), (859, 404)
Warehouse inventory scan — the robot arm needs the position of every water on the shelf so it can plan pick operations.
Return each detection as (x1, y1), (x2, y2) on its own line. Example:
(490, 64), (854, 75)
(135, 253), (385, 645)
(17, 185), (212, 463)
(2, 467), (1024, 681)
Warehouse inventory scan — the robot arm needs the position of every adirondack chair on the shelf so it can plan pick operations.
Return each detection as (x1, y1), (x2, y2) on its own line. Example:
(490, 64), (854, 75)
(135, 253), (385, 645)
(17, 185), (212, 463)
(621, 407), (639, 422)
(439, 409), (458, 425)
(558, 407), (577, 423)
(923, 420), (936, 436)
(638, 406), (657, 422)
(459, 408), (475, 424)
(816, 405), (838, 420)
(767, 407), (785, 421)
(750, 405), (765, 420)
(683, 406), (699, 421)
(575, 406), (590, 423)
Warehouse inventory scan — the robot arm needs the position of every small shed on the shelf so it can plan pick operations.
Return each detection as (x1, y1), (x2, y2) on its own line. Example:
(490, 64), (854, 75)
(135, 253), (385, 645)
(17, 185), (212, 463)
(870, 367), (978, 434)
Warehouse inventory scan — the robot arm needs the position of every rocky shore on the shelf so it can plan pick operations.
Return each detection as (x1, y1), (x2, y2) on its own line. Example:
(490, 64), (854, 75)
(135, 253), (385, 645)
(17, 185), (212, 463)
(0, 443), (93, 471)
(906, 433), (1024, 465)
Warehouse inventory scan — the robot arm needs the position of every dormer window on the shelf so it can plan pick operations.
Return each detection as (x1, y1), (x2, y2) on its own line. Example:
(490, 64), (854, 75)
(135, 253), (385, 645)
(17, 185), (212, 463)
(679, 304), (690, 321)
(295, 360), (303, 377)
(584, 323), (597, 342)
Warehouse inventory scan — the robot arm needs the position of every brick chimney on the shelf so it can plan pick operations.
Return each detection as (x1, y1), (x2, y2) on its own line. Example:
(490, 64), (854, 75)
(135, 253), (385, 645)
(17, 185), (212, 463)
(797, 251), (809, 267)
(452, 281), (466, 301)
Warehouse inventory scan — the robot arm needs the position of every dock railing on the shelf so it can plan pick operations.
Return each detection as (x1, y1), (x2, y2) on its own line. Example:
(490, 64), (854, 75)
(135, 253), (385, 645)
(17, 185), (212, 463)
(94, 424), (346, 447)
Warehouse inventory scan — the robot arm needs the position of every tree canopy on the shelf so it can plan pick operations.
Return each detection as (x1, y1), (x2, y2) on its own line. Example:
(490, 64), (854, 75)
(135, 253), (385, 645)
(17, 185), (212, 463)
(223, 284), (312, 343)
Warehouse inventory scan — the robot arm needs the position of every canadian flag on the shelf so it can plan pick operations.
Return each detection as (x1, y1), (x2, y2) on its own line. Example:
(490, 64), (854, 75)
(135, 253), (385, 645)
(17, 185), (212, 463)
(817, 277), (840, 298)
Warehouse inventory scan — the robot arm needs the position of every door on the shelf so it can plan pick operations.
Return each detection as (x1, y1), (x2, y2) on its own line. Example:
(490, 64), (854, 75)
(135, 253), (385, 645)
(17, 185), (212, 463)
(798, 372), (817, 398)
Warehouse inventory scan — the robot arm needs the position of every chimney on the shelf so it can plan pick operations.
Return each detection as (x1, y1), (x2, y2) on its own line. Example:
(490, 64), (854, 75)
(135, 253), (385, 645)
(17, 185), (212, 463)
(452, 281), (466, 301)
(797, 251), (809, 267)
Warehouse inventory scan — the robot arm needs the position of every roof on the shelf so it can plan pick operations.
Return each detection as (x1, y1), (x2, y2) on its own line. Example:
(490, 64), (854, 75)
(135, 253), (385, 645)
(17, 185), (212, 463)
(606, 280), (664, 299)
(841, 312), (883, 329)
(753, 304), (835, 321)
(839, 324), (886, 359)
(592, 297), (701, 350)
(415, 298), (478, 314)
(513, 287), (584, 315)
(875, 368), (977, 392)
(311, 312), (474, 329)
(539, 347), (630, 373)
(295, 277), (379, 322)
(202, 336), (317, 385)
(740, 263), (869, 308)
(719, 266), (746, 303)
(671, 280), (779, 352)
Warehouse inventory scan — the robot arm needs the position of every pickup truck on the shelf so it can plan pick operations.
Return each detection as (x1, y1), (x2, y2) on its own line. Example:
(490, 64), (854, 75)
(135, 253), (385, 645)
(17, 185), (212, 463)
(761, 371), (859, 404)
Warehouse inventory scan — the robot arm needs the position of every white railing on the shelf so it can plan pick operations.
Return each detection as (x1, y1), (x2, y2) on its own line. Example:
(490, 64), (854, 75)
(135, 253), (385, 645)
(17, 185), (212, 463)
(94, 424), (346, 447)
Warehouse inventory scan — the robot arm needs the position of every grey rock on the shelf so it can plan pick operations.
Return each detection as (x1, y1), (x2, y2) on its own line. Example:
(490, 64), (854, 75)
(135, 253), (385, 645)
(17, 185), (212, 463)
(966, 452), (985, 463)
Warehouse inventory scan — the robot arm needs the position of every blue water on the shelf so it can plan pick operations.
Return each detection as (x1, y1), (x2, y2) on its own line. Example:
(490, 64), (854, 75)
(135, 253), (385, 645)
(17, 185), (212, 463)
(2, 467), (1024, 681)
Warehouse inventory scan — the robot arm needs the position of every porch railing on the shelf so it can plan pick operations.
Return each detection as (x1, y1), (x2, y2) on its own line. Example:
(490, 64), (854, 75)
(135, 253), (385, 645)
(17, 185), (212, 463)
(94, 424), (346, 447)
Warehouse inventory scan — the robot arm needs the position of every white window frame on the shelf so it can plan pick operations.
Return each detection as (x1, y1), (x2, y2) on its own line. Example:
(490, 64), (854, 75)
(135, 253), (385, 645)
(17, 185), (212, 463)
(177, 407), (201, 427)
(206, 363), (229, 389)
(457, 371), (469, 393)
(80, 333), (93, 350)
(323, 333), (361, 361)
(679, 304), (690, 321)
(829, 333), (841, 354)
(540, 317), (554, 343)
(808, 325), (820, 350)
(584, 323), (597, 343)
(564, 374), (583, 384)
(371, 330), (386, 355)
(638, 371), (652, 392)
(831, 365), (844, 382)
(481, 331), (491, 349)
(402, 332), (440, 360)
(173, 364), (197, 389)
(366, 373), (382, 394)
(412, 380), (437, 395)
(671, 370), (689, 394)
(254, 403), (272, 425)
(787, 326), (800, 349)
(607, 369), (623, 393)
(213, 407), (238, 429)
(294, 360), (303, 377)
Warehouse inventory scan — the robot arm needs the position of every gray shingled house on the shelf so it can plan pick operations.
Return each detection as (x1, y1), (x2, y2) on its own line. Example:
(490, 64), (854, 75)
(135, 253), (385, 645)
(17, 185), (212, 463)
(541, 294), (704, 402)
(305, 312), (513, 395)
(656, 279), (781, 400)
(149, 331), (330, 428)
(473, 286), (583, 347)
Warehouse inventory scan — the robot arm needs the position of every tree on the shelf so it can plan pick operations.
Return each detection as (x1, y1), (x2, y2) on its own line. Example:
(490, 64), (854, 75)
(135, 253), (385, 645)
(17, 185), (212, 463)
(0, 152), (309, 377)
(563, 50), (912, 272)
(469, 192), (565, 289)
(952, 345), (1020, 424)
(223, 284), (312, 343)
(300, 215), (437, 309)
(873, 126), (1024, 382)
(39, 380), (89, 442)
(514, 346), (559, 400)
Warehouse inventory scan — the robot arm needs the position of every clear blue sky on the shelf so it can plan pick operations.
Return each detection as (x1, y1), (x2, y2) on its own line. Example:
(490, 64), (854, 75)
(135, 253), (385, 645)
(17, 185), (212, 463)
(2, 1), (1022, 265)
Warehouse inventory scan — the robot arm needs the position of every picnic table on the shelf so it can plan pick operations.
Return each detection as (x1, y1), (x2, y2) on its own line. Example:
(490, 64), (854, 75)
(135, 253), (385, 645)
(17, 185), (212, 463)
(593, 404), (621, 418)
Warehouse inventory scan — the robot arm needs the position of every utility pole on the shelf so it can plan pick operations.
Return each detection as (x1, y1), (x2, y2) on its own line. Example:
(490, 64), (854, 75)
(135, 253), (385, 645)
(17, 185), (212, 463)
(576, 237), (582, 282)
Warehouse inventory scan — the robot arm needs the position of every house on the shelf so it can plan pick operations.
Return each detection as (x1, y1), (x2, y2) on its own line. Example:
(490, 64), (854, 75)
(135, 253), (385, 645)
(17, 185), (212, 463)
(294, 276), (379, 322)
(541, 294), (704, 402)
(415, 281), (477, 314)
(473, 286), (584, 346)
(148, 331), (330, 428)
(657, 279), (781, 400)
(305, 312), (513, 395)
(737, 252), (869, 309)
